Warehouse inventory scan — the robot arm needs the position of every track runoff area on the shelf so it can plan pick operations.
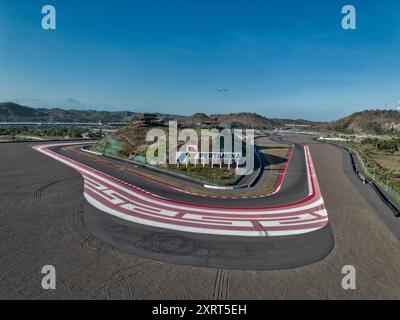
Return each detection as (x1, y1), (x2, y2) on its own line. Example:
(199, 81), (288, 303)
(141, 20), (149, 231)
(33, 141), (334, 270)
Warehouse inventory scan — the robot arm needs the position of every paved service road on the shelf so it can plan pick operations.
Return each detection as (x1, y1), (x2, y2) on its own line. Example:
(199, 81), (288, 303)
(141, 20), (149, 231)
(1, 134), (400, 298)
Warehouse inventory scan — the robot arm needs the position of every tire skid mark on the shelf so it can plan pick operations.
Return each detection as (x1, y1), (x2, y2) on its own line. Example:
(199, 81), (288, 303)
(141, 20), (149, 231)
(168, 265), (191, 300)
(33, 177), (77, 199)
(212, 269), (230, 300)
(109, 249), (135, 299)
(90, 261), (154, 299)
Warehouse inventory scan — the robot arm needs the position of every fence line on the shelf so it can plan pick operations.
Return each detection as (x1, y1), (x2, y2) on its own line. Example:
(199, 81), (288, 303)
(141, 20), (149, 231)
(340, 144), (400, 201)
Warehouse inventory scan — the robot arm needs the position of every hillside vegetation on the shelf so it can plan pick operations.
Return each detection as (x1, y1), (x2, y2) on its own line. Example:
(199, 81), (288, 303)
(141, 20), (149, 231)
(179, 112), (280, 129)
(332, 137), (400, 197)
(0, 102), (318, 129)
(315, 110), (400, 135)
(0, 102), (138, 122)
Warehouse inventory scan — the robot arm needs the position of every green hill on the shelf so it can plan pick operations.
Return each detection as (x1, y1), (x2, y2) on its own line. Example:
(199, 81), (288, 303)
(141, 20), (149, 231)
(0, 103), (46, 121)
(315, 110), (400, 135)
(0, 102), (138, 122)
(179, 112), (281, 129)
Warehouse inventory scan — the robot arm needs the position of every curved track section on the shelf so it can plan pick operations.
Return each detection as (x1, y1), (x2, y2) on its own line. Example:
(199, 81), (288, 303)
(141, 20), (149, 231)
(32, 141), (334, 270)
(56, 141), (309, 206)
(83, 203), (334, 270)
(34, 143), (328, 237)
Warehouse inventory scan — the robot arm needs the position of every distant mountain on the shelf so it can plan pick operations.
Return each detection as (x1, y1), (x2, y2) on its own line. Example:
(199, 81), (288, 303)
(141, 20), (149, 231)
(211, 113), (279, 129)
(6, 102), (397, 135)
(314, 110), (400, 135)
(12, 98), (89, 109)
(59, 98), (87, 109)
(178, 113), (211, 126)
(179, 112), (280, 129)
(0, 102), (138, 122)
(0, 103), (313, 130)
(0, 103), (46, 121)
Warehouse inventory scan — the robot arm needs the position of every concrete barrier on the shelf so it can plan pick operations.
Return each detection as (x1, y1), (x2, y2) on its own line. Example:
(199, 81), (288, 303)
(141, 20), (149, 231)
(80, 147), (103, 156)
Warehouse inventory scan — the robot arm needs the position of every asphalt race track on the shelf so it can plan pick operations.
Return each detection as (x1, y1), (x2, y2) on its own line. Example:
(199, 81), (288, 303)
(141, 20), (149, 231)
(2, 134), (400, 298)
(31, 137), (333, 269)
(29, 136), (334, 270)
(83, 203), (333, 270)
(43, 141), (328, 231)
(54, 138), (310, 206)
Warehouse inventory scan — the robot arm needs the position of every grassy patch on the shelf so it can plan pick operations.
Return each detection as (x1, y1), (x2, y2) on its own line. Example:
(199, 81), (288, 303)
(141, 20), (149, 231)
(168, 164), (238, 186)
(0, 135), (14, 141)
(332, 138), (400, 196)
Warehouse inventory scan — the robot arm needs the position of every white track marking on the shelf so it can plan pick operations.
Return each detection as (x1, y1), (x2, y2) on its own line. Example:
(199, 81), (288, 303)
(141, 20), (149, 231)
(34, 143), (329, 237)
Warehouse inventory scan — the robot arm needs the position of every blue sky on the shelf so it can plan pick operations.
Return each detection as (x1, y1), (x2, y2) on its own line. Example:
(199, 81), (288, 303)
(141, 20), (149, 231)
(0, 0), (399, 120)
